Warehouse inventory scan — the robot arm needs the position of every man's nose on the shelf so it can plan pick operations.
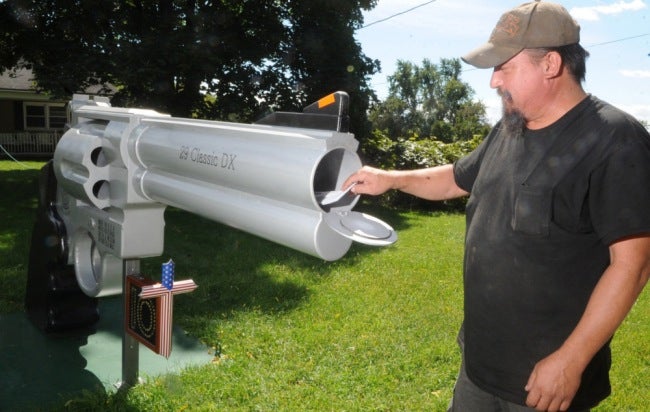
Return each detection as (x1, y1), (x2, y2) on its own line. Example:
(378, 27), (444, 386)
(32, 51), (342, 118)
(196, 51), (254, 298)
(490, 69), (502, 89)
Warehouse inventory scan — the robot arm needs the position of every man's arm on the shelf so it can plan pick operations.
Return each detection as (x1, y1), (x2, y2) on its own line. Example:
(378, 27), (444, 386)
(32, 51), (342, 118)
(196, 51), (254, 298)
(342, 164), (469, 201)
(525, 235), (650, 411)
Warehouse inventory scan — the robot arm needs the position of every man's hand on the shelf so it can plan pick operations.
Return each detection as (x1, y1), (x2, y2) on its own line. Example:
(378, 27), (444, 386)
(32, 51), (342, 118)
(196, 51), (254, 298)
(524, 235), (650, 411)
(342, 166), (395, 196)
(525, 350), (582, 411)
(342, 164), (468, 201)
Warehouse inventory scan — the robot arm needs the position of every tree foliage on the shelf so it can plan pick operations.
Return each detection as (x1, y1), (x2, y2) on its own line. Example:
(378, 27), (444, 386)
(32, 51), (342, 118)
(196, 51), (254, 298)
(0, 0), (379, 133)
(368, 58), (490, 143)
(358, 58), (490, 210)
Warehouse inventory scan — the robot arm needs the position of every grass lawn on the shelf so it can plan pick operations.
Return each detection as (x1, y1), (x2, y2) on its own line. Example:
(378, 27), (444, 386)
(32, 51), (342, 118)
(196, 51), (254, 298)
(0, 160), (647, 411)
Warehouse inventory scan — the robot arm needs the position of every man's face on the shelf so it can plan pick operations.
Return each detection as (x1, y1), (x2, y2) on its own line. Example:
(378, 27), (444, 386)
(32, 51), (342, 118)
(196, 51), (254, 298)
(490, 51), (547, 134)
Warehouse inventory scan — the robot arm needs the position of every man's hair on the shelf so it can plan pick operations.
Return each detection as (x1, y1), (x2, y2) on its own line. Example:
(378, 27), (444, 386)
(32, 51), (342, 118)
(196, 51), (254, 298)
(526, 44), (590, 83)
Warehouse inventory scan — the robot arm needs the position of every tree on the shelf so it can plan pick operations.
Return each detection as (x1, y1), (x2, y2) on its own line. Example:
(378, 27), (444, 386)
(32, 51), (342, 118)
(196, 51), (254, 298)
(369, 58), (490, 142)
(281, 0), (380, 137)
(0, 0), (379, 133)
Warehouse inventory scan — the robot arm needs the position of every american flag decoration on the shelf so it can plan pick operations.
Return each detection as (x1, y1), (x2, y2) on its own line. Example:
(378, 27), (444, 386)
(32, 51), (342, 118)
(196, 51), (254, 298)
(162, 259), (175, 290)
(136, 260), (197, 358)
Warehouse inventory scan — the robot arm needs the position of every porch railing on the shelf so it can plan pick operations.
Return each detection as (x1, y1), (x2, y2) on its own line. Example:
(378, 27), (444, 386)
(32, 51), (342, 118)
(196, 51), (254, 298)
(0, 131), (63, 159)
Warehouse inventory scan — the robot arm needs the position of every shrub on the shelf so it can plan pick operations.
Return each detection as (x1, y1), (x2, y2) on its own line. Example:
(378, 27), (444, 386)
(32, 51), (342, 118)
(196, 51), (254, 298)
(358, 130), (484, 211)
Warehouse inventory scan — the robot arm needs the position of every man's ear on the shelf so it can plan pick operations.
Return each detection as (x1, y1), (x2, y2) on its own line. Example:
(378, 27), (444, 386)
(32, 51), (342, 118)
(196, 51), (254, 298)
(544, 51), (563, 78)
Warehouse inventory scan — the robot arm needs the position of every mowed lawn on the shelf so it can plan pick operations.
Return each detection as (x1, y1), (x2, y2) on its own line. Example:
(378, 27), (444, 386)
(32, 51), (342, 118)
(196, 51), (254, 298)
(0, 160), (647, 411)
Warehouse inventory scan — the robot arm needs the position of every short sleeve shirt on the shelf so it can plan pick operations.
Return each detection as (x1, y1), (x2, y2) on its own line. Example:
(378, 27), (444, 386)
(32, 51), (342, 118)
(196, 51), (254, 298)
(453, 95), (650, 408)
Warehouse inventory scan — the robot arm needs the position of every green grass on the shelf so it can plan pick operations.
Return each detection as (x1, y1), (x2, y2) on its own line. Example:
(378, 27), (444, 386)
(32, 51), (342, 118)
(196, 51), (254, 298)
(0, 160), (43, 313)
(1, 160), (648, 411)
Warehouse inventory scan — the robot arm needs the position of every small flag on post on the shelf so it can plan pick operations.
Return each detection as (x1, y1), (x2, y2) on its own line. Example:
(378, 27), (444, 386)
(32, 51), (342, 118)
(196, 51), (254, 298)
(125, 259), (197, 358)
(162, 259), (174, 290)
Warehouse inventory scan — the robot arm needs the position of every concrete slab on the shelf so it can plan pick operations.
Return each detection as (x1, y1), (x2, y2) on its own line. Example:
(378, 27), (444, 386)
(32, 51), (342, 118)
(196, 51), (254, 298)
(0, 297), (213, 411)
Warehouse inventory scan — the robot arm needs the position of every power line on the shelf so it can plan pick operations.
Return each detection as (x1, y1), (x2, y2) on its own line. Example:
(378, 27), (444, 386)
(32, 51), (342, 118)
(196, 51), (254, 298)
(361, 2), (647, 55)
(586, 33), (650, 48)
(360, 0), (438, 30)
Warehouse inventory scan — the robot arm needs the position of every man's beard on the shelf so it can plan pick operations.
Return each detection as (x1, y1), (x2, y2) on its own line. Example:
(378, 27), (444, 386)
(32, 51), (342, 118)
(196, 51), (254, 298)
(499, 89), (526, 138)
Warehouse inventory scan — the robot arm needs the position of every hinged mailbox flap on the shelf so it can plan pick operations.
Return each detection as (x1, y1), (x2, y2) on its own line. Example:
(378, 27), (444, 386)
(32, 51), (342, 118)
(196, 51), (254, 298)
(324, 211), (397, 246)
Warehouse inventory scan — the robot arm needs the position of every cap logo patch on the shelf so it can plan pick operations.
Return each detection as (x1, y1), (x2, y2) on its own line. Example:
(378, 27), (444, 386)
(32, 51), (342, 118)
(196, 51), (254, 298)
(491, 13), (521, 40)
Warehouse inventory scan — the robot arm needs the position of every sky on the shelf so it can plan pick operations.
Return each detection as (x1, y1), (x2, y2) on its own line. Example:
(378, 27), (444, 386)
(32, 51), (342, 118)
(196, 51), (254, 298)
(355, 0), (650, 125)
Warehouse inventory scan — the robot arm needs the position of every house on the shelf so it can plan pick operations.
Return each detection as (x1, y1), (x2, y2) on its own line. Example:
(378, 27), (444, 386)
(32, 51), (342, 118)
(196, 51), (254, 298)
(0, 67), (68, 158)
(0, 67), (111, 159)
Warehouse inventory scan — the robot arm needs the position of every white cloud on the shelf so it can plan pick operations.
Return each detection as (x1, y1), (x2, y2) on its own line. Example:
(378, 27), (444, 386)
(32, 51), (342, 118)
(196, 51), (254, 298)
(570, 0), (647, 21)
(620, 69), (650, 78)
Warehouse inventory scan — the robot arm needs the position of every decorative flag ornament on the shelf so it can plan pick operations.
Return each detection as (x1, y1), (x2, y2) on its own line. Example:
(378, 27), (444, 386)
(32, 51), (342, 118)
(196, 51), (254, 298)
(162, 259), (175, 290)
(125, 259), (197, 358)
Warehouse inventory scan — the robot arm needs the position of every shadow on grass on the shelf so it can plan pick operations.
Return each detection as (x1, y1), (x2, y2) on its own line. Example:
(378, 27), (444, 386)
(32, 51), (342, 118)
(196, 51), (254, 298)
(155, 204), (411, 322)
(0, 167), (41, 312)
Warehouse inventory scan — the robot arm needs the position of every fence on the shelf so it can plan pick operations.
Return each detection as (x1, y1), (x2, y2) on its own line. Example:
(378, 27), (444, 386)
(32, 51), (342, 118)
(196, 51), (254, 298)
(0, 131), (62, 159)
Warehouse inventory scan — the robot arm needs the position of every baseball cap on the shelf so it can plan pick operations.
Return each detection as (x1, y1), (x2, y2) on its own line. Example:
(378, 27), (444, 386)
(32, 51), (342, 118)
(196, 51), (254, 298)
(462, 1), (580, 68)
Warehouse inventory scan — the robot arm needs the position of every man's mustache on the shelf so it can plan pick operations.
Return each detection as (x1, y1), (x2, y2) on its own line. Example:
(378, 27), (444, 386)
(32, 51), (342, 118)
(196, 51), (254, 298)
(498, 88), (513, 102)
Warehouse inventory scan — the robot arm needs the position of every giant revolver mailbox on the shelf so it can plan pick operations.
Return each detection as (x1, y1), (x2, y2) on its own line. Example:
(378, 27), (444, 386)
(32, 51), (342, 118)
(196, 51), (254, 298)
(25, 91), (396, 332)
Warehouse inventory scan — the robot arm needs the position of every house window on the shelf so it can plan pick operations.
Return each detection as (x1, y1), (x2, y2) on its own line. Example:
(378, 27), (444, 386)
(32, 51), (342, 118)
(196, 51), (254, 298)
(23, 102), (67, 130)
(49, 105), (67, 129)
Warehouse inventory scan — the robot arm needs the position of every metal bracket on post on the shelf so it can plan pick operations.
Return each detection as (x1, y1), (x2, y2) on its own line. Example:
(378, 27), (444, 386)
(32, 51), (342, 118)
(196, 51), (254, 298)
(119, 259), (141, 390)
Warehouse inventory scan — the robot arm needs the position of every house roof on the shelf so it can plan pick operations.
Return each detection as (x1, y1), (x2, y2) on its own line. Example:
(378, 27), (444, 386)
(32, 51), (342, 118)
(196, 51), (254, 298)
(0, 67), (35, 92)
(0, 66), (115, 96)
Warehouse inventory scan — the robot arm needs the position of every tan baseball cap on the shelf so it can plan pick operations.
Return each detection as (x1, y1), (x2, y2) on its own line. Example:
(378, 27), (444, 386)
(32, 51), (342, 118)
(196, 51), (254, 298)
(462, 1), (580, 68)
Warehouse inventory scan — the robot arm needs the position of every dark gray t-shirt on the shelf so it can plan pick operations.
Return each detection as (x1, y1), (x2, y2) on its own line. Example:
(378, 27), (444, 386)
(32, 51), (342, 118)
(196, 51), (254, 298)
(453, 95), (650, 409)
